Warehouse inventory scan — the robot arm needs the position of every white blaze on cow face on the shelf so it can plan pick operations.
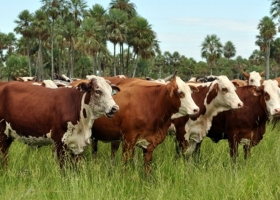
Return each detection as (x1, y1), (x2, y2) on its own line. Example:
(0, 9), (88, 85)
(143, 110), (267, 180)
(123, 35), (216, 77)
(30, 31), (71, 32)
(249, 71), (262, 87)
(171, 77), (199, 119)
(262, 80), (280, 116)
(88, 76), (119, 120)
(211, 75), (243, 111)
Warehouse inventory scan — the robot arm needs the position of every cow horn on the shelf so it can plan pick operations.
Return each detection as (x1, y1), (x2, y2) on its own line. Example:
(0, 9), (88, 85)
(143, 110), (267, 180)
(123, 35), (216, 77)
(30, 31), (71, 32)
(163, 70), (177, 82)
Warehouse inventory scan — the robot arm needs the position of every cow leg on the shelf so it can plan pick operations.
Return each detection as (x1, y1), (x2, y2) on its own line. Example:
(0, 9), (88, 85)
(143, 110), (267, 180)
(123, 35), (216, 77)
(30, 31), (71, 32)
(111, 141), (121, 161)
(174, 138), (182, 159)
(142, 147), (154, 174)
(183, 139), (197, 161)
(228, 137), (238, 163)
(243, 144), (251, 160)
(92, 138), (98, 157)
(55, 142), (69, 168)
(192, 142), (202, 162)
(0, 122), (12, 167)
(122, 138), (136, 166)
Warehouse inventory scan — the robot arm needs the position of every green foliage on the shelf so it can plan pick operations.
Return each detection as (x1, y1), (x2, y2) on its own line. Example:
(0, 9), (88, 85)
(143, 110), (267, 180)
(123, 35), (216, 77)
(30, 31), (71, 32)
(3, 54), (29, 80)
(74, 56), (93, 78)
(0, 122), (280, 199)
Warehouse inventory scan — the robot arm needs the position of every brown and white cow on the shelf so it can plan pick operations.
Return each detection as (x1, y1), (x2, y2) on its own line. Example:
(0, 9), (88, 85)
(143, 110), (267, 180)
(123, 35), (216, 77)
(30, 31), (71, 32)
(0, 76), (120, 167)
(172, 75), (243, 160)
(91, 76), (199, 173)
(204, 80), (280, 161)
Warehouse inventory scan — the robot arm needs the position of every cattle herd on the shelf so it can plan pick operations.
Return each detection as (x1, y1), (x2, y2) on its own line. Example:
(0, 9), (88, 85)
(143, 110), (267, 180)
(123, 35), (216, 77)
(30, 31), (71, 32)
(0, 70), (280, 174)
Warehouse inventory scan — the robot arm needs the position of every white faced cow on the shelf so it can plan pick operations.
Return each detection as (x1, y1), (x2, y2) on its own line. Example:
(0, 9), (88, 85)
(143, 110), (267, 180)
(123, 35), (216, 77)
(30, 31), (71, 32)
(0, 76), (120, 167)
(172, 75), (243, 159)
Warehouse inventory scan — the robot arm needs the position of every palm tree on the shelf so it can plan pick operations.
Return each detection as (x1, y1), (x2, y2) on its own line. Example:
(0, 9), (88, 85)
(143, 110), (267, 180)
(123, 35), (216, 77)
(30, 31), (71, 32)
(106, 8), (128, 76)
(201, 34), (223, 75)
(270, 0), (280, 31)
(109, 0), (136, 19)
(257, 16), (276, 79)
(249, 49), (264, 67)
(129, 17), (156, 77)
(270, 37), (280, 77)
(109, 0), (137, 73)
(223, 41), (236, 60)
(235, 56), (247, 79)
(77, 17), (103, 75)
(66, 0), (88, 78)
(41, 0), (66, 80)
(87, 4), (108, 74)
(14, 10), (34, 76)
(31, 9), (50, 80)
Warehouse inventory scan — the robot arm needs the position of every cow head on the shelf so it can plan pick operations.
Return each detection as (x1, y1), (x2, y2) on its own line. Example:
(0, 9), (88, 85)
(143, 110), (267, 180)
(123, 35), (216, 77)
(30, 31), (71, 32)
(242, 70), (264, 87)
(170, 77), (199, 119)
(209, 75), (243, 111)
(251, 79), (280, 117)
(77, 76), (120, 119)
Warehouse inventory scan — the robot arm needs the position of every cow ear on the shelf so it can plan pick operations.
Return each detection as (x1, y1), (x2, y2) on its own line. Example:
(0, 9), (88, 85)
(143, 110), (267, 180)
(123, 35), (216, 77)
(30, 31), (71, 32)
(232, 81), (240, 88)
(189, 85), (199, 93)
(260, 71), (265, 77)
(213, 83), (219, 92)
(241, 70), (249, 80)
(111, 84), (120, 95)
(167, 84), (175, 97)
(77, 82), (90, 92)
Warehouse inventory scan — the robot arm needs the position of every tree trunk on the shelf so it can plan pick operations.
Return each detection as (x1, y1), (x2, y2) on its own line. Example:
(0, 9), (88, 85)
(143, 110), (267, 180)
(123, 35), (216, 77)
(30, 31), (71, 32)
(113, 43), (116, 76)
(126, 46), (130, 76)
(265, 41), (270, 80)
(26, 39), (31, 76)
(132, 53), (138, 77)
(51, 20), (54, 80)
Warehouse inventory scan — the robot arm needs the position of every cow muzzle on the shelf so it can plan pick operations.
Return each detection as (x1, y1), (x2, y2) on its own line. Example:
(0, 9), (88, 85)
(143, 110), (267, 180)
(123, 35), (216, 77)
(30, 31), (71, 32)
(106, 105), (120, 118)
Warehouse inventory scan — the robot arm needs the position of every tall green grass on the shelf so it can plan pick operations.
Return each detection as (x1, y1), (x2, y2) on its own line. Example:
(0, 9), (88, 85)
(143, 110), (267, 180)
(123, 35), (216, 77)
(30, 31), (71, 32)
(0, 122), (280, 199)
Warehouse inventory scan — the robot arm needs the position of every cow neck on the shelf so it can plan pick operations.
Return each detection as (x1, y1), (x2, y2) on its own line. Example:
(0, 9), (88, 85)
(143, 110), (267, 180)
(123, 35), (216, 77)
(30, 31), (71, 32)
(190, 84), (209, 119)
(258, 91), (270, 120)
(164, 81), (182, 120)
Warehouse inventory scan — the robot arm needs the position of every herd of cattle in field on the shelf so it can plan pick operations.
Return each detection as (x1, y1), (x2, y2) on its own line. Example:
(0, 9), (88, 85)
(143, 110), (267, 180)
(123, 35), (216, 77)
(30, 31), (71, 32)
(0, 70), (280, 173)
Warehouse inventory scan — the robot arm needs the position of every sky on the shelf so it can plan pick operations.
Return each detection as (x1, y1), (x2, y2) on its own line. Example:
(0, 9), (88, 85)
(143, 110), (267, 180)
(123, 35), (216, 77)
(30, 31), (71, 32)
(0, 0), (275, 61)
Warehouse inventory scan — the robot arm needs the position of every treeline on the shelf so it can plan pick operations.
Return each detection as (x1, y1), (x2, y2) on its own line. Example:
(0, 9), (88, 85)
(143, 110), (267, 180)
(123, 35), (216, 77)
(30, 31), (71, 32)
(0, 0), (280, 81)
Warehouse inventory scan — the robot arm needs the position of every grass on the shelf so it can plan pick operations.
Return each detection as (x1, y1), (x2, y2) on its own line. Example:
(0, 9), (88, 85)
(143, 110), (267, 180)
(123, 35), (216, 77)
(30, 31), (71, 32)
(0, 122), (280, 200)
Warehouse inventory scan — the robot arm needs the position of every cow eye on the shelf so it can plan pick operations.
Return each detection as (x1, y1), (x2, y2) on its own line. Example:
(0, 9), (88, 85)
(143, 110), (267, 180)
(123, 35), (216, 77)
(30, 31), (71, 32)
(264, 92), (268, 98)
(250, 79), (254, 82)
(221, 88), (228, 93)
(178, 91), (185, 98)
(95, 90), (102, 95)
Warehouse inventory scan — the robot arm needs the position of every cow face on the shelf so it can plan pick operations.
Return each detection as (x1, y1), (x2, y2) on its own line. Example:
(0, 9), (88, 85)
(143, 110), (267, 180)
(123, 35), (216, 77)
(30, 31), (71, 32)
(79, 76), (120, 119)
(248, 71), (263, 87)
(171, 77), (199, 119)
(242, 70), (264, 87)
(259, 80), (280, 116)
(211, 75), (243, 110)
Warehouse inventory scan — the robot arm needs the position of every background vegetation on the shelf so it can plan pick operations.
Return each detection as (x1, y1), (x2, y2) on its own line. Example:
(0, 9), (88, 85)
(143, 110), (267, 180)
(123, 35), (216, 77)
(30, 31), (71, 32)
(0, 122), (279, 199)
(1, 0), (280, 81)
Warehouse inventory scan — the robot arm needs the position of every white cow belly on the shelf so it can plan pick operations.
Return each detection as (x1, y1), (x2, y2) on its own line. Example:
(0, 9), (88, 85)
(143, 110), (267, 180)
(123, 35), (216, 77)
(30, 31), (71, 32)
(4, 122), (53, 146)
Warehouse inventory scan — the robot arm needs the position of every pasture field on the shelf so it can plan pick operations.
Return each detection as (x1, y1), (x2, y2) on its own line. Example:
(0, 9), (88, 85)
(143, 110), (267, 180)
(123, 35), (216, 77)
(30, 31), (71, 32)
(0, 122), (280, 200)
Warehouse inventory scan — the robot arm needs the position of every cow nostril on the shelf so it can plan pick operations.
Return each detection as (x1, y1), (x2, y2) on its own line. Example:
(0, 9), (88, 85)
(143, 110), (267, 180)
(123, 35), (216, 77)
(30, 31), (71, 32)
(275, 108), (280, 113)
(111, 105), (119, 113)
(193, 108), (199, 113)
(238, 103), (243, 108)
